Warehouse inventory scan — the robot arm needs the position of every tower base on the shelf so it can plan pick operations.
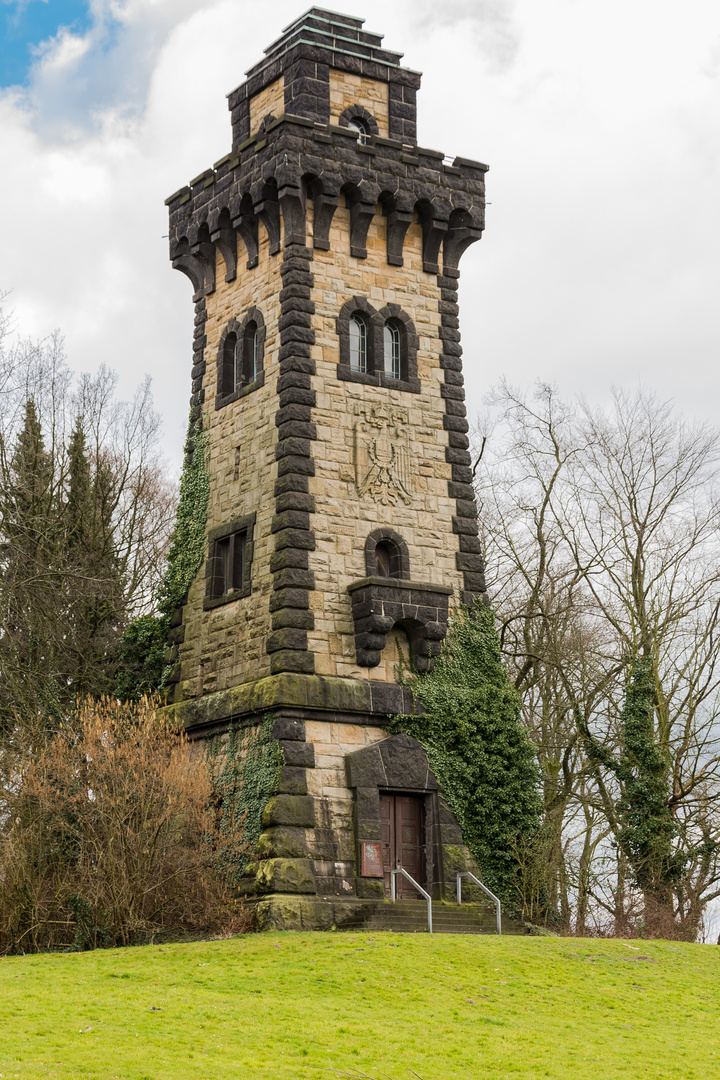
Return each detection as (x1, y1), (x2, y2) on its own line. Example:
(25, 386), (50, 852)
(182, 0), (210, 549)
(165, 674), (481, 919)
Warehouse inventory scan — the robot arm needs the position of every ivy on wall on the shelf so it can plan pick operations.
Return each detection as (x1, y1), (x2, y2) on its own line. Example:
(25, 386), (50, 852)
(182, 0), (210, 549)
(156, 414), (210, 620)
(113, 413), (210, 699)
(391, 602), (542, 902)
(206, 718), (283, 881)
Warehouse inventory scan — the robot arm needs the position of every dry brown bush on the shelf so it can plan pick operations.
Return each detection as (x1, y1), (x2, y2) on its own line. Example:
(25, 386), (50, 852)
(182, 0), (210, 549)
(0, 696), (250, 953)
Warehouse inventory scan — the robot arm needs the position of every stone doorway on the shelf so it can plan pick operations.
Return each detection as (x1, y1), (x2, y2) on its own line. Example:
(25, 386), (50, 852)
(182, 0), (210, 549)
(380, 792), (424, 897)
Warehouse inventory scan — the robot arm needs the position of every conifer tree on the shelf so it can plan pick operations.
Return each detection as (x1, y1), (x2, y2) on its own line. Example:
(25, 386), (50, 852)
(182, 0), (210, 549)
(393, 603), (542, 902)
(63, 417), (124, 700)
(0, 399), (63, 726)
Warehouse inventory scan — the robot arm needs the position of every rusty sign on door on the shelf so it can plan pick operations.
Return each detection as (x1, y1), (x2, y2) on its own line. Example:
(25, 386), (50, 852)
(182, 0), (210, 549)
(361, 841), (384, 877)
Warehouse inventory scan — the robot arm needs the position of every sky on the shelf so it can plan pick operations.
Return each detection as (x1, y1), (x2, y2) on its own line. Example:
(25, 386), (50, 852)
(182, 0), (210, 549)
(0, 0), (718, 468)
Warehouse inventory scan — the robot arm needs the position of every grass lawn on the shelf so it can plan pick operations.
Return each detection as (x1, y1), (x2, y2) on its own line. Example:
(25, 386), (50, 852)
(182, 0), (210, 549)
(0, 932), (718, 1079)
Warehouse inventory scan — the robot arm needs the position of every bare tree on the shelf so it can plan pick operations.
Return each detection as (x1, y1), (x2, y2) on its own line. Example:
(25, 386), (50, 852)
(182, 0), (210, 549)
(476, 381), (720, 937)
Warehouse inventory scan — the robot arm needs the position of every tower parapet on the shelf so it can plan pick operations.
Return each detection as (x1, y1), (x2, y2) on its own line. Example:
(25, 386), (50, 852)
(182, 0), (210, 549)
(164, 9), (489, 927)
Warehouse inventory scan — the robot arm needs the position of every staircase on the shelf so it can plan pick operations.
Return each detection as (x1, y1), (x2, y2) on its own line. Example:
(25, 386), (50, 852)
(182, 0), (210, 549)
(365, 899), (527, 935)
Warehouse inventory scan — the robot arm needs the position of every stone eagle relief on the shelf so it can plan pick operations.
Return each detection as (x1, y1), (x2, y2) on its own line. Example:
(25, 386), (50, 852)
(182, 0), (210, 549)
(354, 403), (412, 506)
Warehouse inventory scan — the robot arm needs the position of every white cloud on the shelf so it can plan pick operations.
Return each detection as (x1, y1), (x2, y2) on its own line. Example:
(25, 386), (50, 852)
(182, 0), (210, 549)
(410, 0), (520, 72)
(0, 0), (719, 470)
(31, 26), (92, 74)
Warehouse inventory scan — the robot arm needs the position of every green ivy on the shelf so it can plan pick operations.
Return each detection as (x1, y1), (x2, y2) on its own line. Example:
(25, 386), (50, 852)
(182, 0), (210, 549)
(391, 602), (542, 902)
(206, 718), (283, 883)
(156, 413), (210, 620)
(111, 615), (169, 702)
(112, 412), (210, 700)
(582, 656), (688, 901)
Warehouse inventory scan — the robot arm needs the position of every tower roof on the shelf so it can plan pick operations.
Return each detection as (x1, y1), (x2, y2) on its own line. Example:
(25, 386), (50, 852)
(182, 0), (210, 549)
(245, 7), (411, 79)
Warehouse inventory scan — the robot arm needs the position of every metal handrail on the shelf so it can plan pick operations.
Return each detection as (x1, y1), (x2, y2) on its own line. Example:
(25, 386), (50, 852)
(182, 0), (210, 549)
(457, 872), (502, 935)
(391, 867), (433, 934)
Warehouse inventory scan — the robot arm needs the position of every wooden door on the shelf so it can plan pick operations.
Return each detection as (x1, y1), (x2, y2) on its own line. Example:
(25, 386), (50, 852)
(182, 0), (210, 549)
(380, 793), (424, 898)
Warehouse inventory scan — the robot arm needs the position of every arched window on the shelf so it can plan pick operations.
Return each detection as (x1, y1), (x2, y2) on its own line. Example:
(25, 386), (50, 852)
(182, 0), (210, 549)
(242, 320), (259, 385)
(349, 314), (368, 373)
(347, 117), (369, 145)
(374, 541), (393, 577)
(365, 529), (409, 580)
(337, 298), (419, 391)
(383, 320), (401, 380)
(222, 332), (238, 395)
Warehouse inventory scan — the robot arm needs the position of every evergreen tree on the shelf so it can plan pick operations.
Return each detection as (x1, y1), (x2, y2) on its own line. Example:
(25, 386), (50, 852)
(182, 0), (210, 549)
(0, 399), (63, 726)
(392, 603), (542, 902)
(0, 402), (133, 728)
(63, 417), (125, 700)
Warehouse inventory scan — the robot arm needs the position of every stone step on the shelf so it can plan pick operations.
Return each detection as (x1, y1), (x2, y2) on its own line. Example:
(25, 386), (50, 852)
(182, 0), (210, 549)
(365, 899), (520, 935)
(251, 894), (528, 934)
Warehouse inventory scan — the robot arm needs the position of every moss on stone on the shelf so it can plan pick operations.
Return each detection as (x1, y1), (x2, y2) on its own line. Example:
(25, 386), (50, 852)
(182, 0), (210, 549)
(255, 826), (309, 859)
(162, 673), (373, 731)
(255, 857), (316, 895)
(261, 794), (316, 829)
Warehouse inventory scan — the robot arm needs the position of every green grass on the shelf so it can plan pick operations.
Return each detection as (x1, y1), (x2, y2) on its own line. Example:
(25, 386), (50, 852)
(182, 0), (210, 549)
(0, 933), (718, 1079)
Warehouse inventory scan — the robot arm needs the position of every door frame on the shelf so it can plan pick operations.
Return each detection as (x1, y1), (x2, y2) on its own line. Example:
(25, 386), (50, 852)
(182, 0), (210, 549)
(379, 790), (426, 898)
(346, 732), (468, 902)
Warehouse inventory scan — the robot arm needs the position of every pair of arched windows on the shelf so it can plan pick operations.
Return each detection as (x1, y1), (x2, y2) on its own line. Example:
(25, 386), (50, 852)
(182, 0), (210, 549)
(338, 298), (419, 391)
(349, 315), (402, 380)
(223, 321), (258, 391)
(216, 309), (265, 407)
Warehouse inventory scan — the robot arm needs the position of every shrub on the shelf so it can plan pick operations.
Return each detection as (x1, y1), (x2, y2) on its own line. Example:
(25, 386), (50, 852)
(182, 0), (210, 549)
(0, 696), (249, 953)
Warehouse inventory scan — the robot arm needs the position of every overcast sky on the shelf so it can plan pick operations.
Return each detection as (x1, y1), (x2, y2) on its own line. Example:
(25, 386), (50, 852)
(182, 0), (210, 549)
(1, 0), (718, 468)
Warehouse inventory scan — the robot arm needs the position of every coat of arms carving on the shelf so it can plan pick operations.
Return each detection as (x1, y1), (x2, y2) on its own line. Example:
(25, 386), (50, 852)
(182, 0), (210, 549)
(354, 403), (412, 506)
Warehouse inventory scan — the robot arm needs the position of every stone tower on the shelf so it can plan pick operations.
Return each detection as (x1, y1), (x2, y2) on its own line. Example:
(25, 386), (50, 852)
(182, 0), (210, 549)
(164, 8), (488, 929)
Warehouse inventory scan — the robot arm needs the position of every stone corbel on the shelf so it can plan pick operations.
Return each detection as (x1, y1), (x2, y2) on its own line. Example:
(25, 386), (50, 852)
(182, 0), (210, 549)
(231, 197), (259, 270)
(346, 181), (380, 260)
(252, 180), (281, 256)
(278, 184), (307, 247)
(171, 255), (208, 298)
(348, 200), (376, 259)
(170, 236), (215, 299)
(308, 175), (341, 252)
(347, 578), (451, 671)
(420, 214), (448, 275)
(443, 226), (483, 272)
(443, 207), (484, 272)
(386, 209), (413, 267)
(208, 211), (238, 282)
(311, 191), (338, 250)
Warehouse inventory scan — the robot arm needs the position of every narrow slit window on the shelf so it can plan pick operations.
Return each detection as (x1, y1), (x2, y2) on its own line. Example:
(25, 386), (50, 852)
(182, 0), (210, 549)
(223, 332), (238, 394)
(383, 320), (401, 380)
(349, 314), (367, 373)
(243, 320), (259, 385)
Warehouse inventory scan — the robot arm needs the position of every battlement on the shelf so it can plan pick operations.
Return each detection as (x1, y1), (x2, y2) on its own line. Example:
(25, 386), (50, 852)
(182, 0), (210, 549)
(165, 112), (487, 302)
